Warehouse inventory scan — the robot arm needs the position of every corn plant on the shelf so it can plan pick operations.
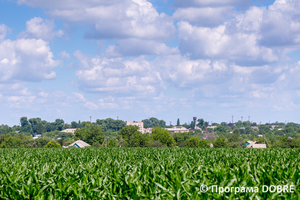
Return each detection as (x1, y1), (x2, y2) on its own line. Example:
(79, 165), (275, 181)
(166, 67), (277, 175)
(0, 148), (299, 199)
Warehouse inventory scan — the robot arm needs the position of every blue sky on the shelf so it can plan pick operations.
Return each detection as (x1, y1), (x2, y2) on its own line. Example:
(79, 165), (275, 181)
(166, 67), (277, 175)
(1, 0), (300, 126)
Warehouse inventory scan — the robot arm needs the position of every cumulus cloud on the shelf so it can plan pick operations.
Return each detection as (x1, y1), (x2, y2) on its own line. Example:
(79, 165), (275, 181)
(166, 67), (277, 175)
(0, 38), (59, 82)
(74, 52), (164, 96)
(17, 0), (119, 9)
(172, 0), (252, 8)
(176, 0), (300, 64)
(18, 17), (64, 41)
(60, 51), (70, 58)
(72, 92), (86, 102)
(84, 97), (119, 110)
(177, 21), (278, 64)
(105, 39), (178, 57)
(258, 1), (300, 47)
(18, 0), (175, 41)
(173, 7), (233, 27)
(0, 24), (9, 41)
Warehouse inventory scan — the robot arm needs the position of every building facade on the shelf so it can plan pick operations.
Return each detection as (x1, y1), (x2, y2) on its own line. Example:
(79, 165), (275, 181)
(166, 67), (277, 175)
(126, 121), (152, 134)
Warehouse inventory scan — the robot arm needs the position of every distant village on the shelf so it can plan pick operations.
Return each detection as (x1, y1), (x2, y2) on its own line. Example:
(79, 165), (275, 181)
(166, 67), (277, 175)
(1, 116), (299, 149)
(61, 118), (269, 148)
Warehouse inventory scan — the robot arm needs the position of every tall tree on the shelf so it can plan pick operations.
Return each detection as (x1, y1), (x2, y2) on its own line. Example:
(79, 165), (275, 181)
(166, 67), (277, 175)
(213, 136), (228, 148)
(119, 125), (149, 147)
(177, 118), (180, 126)
(20, 117), (32, 133)
(151, 127), (175, 147)
(55, 119), (64, 131)
(74, 122), (105, 145)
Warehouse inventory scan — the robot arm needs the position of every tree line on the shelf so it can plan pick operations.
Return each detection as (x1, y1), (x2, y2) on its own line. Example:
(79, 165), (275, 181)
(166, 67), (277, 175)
(1, 117), (300, 148)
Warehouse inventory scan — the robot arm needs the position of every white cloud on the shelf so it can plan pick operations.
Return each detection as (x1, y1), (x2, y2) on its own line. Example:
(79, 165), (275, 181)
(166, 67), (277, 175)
(38, 91), (48, 98)
(60, 51), (70, 59)
(18, 17), (64, 41)
(173, 7), (233, 27)
(0, 24), (9, 41)
(72, 92), (86, 102)
(105, 38), (178, 57)
(84, 101), (98, 110)
(258, 2), (300, 47)
(18, 0), (175, 41)
(74, 52), (164, 96)
(17, 0), (119, 9)
(0, 38), (59, 82)
(172, 0), (252, 8)
(177, 21), (279, 64)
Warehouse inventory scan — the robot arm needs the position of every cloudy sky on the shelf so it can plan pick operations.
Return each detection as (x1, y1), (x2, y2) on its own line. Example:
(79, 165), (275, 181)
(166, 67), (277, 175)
(1, 0), (300, 126)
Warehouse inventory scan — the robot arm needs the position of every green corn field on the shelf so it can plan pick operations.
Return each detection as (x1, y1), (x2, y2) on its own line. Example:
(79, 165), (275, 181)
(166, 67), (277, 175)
(0, 148), (299, 199)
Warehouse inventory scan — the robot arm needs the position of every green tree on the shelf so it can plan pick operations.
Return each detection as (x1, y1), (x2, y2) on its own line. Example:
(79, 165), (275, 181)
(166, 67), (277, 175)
(151, 127), (175, 147)
(35, 123), (45, 134)
(34, 137), (51, 148)
(0, 136), (22, 148)
(197, 119), (204, 126)
(96, 118), (126, 131)
(108, 138), (117, 147)
(57, 138), (64, 146)
(20, 117), (32, 133)
(44, 141), (61, 148)
(213, 136), (227, 148)
(55, 119), (64, 131)
(132, 133), (149, 147)
(186, 137), (200, 147)
(173, 132), (191, 147)
(120, 125), (140, 147)
(71, 121), (79, 128)
(228, 129), (240, 143)
(75, 122), (105, 146)
(119, 125), (148, 147)
(186, 137), (209, 148)
(142, 117), (166, 128)
(177, 118), (180, 126)
(198, 139), (210, 148)
(228, 142), (240, 148)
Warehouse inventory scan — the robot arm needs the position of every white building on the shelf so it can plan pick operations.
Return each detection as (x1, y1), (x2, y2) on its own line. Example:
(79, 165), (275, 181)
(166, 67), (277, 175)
(207, 126), (217, 130)
(61, 128), (77, 135)
(126, 121), (152, 134)
(246, 141), (266, 148)
(166, 126), (189, 133)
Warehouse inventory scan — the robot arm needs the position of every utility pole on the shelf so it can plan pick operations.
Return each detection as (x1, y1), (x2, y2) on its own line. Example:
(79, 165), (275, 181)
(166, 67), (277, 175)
(90, 116), (92, 122)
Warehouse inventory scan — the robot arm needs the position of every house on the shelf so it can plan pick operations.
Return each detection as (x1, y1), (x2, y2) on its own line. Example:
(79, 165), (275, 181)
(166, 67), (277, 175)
(270, 125), (278, 130)
(251, 126), (259, 131)
(143, 128), (152, 134)
(32, 134), (42, 140)
(61, 128), (77, 135)
(207, 126), (217, 130)
(252, 144), (267, 148)
(68, 140), (91, 148)
(245, 141), (266, 148)
(166, 126), (189, 133)
(195, 126), (202, 131)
